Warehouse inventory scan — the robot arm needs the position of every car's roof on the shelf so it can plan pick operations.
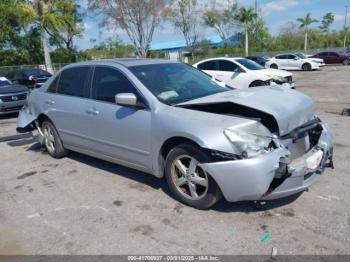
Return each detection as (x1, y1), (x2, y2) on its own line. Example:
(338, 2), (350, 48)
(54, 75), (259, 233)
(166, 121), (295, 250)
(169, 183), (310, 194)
(67, 58), (179, 68)
(195, 57), (245, 63)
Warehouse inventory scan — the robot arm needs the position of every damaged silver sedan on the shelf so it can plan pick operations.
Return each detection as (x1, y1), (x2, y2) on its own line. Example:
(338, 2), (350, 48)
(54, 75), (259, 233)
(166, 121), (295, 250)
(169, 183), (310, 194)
(17, 59), (334, 209)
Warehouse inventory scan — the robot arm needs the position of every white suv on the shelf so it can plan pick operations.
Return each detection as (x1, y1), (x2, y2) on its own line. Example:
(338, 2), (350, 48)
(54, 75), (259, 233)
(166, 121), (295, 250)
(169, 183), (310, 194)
(193, 57), (295, 89)
(266, 53), (322, 71)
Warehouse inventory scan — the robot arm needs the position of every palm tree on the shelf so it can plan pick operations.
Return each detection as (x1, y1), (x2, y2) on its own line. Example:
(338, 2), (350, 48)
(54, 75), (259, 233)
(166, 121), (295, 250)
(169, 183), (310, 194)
(297, 13), (318, 51)
(235, 7), (257, 56)
(19, 0), (72, 73)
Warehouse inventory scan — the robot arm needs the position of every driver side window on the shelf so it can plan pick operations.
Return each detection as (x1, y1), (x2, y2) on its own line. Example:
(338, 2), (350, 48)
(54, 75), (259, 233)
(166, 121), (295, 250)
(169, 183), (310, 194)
(91, 67), (140, 103)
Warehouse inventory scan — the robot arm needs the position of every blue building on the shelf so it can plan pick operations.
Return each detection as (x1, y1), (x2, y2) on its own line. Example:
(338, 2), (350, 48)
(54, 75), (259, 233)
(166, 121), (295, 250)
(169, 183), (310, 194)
(149, 35), (237, 59)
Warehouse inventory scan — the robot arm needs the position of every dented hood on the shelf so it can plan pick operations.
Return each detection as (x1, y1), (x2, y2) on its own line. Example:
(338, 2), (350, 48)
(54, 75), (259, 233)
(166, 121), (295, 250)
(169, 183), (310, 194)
(178, 86), (314, 136)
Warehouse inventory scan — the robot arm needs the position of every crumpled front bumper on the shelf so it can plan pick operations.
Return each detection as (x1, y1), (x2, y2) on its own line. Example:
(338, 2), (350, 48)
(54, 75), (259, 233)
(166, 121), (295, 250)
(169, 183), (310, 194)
(200, 122), (333, 202)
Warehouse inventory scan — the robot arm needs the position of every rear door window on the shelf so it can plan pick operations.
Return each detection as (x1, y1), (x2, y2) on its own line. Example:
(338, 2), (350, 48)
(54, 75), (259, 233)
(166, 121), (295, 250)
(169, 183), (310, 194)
(197, 61), (217, 70)
(217, 60), (239, 72)
(57, 67), (90, 97)
(276, 55), (287, 59)
(328, 52), (338, 57)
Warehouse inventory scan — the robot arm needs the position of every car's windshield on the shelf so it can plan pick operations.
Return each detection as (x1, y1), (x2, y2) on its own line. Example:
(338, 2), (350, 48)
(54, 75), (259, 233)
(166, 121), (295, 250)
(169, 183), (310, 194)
(236, 58), (264, 70)
(0, 77), (11, 87)
(129, 63), (228, 105)
(296, 53), (307, 59)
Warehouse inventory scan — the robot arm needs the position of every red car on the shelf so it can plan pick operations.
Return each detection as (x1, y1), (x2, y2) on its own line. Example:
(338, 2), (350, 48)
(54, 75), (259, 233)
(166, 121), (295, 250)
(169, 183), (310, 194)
(312, 51), (350, 65)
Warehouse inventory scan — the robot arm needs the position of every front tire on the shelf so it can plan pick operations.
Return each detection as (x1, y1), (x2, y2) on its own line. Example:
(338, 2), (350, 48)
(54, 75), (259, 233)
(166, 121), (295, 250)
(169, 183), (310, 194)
(343, 59), (350, 65)
(270, 64), (278, 69)
(302, 63), (312, 71)
(165, 143), (222, 209)
(42, 120), (69, 158)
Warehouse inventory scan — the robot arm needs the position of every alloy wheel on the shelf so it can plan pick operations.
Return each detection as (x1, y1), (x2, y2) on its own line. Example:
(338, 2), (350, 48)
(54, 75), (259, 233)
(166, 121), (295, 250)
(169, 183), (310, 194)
(170, 155), (209, 200)
(43, 125), (55, 153)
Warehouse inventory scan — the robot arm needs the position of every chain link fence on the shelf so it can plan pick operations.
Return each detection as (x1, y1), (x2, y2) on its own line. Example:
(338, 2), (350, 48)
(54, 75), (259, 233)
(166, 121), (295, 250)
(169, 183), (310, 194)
(0, 63), (71, 76)
(0, 46), (347, 75)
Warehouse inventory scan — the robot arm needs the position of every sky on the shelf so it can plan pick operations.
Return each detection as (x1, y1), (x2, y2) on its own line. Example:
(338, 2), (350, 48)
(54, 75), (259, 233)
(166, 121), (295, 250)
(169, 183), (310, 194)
(75, 0), (350, 50)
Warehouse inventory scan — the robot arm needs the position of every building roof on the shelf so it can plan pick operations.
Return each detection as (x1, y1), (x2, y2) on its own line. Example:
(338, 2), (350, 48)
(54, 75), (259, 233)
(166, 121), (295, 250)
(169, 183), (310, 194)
(150, 35), (236, 52)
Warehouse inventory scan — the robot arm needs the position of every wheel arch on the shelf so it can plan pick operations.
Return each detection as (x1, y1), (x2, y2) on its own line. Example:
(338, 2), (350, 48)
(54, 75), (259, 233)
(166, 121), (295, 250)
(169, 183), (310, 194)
(302, 62), (312, 70)
(249, 80), (266, 87)
(37, 113), (53, 127)
(157, 136), (204, 178)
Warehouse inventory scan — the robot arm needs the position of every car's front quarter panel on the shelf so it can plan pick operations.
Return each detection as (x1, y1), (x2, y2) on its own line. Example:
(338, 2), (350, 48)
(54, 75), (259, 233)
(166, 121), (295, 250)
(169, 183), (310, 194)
(150, 103), (272, 177)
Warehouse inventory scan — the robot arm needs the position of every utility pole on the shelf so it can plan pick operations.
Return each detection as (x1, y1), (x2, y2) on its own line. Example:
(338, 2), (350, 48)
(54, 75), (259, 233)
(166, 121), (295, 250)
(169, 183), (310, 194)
(254, 0), (258, 38)
(344, 5), (348, 48)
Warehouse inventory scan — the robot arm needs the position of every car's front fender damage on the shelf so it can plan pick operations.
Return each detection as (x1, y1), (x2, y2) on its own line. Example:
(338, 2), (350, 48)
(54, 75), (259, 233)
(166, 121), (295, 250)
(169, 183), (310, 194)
(200, 119), (334, 202)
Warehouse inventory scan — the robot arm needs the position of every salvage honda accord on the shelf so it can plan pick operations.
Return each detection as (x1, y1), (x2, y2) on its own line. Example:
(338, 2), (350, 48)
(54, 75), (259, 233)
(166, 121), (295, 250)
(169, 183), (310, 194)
(17, 59), (334, 209)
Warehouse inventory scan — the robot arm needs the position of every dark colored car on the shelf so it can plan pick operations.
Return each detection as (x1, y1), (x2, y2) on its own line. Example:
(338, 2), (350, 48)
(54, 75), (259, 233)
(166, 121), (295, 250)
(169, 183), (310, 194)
(311, 52), (350, 65)
(7, 69), (52, 88)
(246, 56), (270, 67)
(0, 76), (29, 115)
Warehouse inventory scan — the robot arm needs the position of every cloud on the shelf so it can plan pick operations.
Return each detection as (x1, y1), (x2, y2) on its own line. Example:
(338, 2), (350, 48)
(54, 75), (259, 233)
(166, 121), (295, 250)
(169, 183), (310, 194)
(261, 0), (298, 16)
(334, 14), (345, 22)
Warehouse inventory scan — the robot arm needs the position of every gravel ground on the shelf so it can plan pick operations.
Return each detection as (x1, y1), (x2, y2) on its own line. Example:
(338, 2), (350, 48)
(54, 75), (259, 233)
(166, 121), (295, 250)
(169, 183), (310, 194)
(0, 65), (349, 255)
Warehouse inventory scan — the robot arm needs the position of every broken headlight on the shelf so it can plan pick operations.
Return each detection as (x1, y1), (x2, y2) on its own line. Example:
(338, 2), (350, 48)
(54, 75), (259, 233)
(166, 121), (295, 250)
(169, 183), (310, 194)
(267, 74), (287, 84)
(224, 128), (274, 158)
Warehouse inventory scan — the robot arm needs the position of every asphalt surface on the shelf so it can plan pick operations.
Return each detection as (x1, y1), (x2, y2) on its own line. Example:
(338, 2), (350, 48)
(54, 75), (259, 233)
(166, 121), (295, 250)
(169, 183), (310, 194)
(0, 65), (349, 255)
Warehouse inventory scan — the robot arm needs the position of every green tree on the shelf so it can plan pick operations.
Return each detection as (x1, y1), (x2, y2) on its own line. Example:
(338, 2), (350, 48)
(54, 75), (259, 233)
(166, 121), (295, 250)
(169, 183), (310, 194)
(234, 7), (257, 56)
(319, 12), (334, 48)
(297, 13), (318, 51)
(49, 2), (85, 62)
(249, 15), (272, 52)
(18, 0), (74, 73)
(203, 2), (237, 46)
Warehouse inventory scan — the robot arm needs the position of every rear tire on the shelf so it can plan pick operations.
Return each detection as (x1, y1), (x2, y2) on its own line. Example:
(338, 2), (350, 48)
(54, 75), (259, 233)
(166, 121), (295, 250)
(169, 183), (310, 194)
(42, 120), (69, 159)
(343, 59), (350, 65)
(270, 64), (278, 69)
(165, 143), (222, 210)
(302, 63), (312, 71)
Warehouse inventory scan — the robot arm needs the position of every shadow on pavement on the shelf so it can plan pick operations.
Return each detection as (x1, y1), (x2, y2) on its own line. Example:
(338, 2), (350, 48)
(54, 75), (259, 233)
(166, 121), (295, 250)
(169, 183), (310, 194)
(23, 141), (301, 213)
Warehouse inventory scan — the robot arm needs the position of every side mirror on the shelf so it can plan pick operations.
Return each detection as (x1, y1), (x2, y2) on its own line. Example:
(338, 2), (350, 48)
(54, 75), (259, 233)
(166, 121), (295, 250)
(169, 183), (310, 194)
(115, 93), (138, 107)
(294, 57), (299, 60)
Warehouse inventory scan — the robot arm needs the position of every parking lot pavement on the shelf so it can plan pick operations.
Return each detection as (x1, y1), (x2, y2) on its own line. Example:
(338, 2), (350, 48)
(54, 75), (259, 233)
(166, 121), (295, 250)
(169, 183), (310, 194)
(0, 66), (350, 255)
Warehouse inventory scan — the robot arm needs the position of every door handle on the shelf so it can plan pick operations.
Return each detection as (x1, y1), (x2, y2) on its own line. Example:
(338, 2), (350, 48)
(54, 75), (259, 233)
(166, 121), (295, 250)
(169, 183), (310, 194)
(45, 99), (55, 105)
(86, 107), (99, 116)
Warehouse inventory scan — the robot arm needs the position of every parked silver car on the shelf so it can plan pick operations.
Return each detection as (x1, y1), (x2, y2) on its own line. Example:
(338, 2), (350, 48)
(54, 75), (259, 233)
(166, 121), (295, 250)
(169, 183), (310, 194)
(17, 59), (334, 209)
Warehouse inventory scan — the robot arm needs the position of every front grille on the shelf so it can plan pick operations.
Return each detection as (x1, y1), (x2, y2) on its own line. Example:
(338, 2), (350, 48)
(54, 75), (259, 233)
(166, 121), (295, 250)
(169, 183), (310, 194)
(0, 93), (27, 102)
